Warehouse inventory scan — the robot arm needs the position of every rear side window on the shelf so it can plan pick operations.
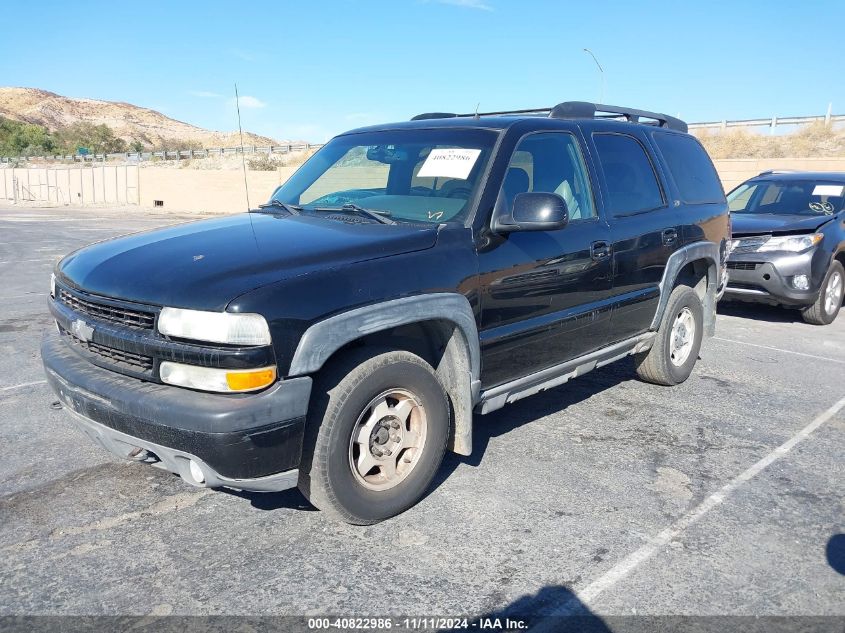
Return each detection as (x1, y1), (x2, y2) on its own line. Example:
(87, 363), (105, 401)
(653, 133), (724, 203)
(593, 133), (664, 215)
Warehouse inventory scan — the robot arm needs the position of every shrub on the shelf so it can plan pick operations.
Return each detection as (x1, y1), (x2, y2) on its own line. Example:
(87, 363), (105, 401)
(247, 154), (279, 171)
(695, 122), (845, 159)
(55, 122), (127, 154)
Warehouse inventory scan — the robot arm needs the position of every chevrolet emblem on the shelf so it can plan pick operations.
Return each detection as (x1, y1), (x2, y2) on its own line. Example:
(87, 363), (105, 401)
(71, 319), (94, 342)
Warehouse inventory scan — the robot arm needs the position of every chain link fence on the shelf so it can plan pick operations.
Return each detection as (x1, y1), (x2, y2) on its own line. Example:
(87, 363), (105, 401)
(1, 165), (139, 205)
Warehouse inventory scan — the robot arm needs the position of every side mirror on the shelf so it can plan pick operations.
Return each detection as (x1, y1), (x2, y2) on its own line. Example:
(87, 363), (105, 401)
(497, 192), (569, 232)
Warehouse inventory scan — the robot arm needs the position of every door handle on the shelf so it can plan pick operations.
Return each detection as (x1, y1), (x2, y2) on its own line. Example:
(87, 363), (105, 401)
(662, 228), (679, 246)
(591, 241), (611, 260)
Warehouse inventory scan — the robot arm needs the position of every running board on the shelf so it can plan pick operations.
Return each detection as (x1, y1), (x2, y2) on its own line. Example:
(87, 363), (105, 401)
(475, 333), (656, 414)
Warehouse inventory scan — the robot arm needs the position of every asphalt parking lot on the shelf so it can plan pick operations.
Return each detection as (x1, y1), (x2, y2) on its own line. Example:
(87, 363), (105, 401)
(0, 206), (843, 627)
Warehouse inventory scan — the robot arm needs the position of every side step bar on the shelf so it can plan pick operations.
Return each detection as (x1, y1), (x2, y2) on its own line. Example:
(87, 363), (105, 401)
(475, 332), (656, 414)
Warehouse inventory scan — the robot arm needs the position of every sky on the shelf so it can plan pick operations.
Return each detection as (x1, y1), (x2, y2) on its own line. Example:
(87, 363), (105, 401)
(1, 0), (844, 143)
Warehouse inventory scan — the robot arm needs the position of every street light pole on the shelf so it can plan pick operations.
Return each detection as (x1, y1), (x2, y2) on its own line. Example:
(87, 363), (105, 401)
(583, 48), (605, 104)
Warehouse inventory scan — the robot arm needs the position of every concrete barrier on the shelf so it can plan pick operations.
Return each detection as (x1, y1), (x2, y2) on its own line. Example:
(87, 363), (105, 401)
(712, 158), (845, 191)
(137, 167), (297, 214)
(137, 165), (390, 214)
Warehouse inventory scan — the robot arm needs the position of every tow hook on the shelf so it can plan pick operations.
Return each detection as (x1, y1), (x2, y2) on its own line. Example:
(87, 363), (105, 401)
(127, 446), (150, 461)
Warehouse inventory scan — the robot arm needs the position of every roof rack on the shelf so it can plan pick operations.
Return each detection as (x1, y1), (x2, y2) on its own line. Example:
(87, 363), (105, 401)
(411, 101), (688, 133)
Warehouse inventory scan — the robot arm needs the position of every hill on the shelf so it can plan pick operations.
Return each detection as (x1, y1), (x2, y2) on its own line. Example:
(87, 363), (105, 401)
(0, 87), (280, 150)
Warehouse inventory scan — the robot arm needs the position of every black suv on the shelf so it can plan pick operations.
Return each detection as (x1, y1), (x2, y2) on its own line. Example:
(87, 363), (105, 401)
(724, 171), (845, 324)
(42, 102), (729, 524)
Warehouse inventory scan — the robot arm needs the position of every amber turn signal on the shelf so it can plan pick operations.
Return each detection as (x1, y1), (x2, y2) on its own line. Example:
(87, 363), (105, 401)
(225, 367), (277, 392)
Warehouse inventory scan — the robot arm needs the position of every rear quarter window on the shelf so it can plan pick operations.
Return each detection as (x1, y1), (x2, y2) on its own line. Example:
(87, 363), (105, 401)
(652, 133), (725, 204)
(593, 133), (665, 216)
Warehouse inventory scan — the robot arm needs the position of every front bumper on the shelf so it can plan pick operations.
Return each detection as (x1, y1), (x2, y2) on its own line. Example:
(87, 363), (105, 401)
(42, 330), (312, 492)
(724, 249), (820, 306)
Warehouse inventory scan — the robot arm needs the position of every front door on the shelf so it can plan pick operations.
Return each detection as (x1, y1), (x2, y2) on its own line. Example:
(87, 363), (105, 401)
(477, 131), (613, 389)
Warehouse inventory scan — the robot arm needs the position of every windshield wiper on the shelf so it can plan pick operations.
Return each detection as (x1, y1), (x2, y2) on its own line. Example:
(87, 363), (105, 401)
(311, 203), (397, 225)
(256, 199), (302, 215)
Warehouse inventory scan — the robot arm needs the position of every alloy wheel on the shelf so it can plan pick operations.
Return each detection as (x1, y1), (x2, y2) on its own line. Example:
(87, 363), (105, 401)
(348, 389), (428, 491)
(669, 306), (696, 367)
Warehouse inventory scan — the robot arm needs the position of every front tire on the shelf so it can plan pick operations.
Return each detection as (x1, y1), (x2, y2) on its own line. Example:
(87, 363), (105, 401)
(801, 261), (844, 325)
(635, 285), (704, 386)
(298, 348), (449, 525)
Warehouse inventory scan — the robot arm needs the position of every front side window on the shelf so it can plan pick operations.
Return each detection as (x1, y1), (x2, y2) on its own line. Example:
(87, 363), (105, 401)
(499, 132), (596, 220)
(728, 180), (845, 216)
(272, 128), (497, 224)
(593, 133), (664, 215)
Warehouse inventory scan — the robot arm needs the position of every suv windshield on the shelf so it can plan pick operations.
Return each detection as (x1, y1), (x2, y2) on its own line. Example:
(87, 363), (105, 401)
(728, 179), (845, 216)
(270, 128), (497, 224)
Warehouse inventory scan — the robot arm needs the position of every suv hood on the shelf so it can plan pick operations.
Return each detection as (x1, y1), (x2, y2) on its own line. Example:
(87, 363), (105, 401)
(58, 213), (439, 311)
(731, 212), (832, 236)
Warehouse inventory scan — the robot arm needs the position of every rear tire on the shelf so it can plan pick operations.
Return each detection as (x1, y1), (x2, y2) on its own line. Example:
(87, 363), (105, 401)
(635, 285), (703, 386)
(298, 347), (449, 525)
(801, 261), (843, 326)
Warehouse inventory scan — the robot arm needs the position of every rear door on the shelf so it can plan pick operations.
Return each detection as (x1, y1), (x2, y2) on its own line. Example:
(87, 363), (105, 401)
(589, 130), (680, 342)
(477, 130), (613, 388)
(648, 130), (727, 248)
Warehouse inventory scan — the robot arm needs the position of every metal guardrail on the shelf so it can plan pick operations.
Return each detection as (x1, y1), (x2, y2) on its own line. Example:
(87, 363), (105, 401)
(688, 113), (844, 131)
(0, 142), (324, 164)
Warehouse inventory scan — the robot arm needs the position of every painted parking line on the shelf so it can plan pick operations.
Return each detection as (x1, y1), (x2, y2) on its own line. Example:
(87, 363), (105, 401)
(0, 380), (47, 393)
(713, 336), (845, 365)
(535, 394), (845, 624)
(0, 293), (45, 301)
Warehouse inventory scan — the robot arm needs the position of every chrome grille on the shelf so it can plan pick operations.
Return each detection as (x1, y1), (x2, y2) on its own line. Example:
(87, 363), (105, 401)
(58, 288), (155, 330)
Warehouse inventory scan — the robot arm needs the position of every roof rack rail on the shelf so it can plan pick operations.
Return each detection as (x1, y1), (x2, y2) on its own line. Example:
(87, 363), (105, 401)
(757, 169), (796, 176)
(411, 108), (552, 121)
(411, 101), (688, 133)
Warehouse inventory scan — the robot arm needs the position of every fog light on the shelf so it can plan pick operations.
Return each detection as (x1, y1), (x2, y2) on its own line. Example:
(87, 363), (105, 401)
(792, 274), (810, 290)
(188, 459), (205, 484)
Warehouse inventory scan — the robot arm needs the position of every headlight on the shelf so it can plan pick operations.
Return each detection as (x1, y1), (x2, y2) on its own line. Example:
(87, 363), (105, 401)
(755, 233), (822, 253)
(159, 361), (277, 393)
(732, 233), (822, 253)
(157, 308), (271, 345)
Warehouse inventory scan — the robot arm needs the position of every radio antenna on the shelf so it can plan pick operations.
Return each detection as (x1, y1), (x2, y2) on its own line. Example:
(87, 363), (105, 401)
(234, 82), (251, 211)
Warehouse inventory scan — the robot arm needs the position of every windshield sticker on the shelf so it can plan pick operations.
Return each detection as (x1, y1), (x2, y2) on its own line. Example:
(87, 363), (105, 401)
(812, 184), (844, 197)
(417, 149), (482, 180)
